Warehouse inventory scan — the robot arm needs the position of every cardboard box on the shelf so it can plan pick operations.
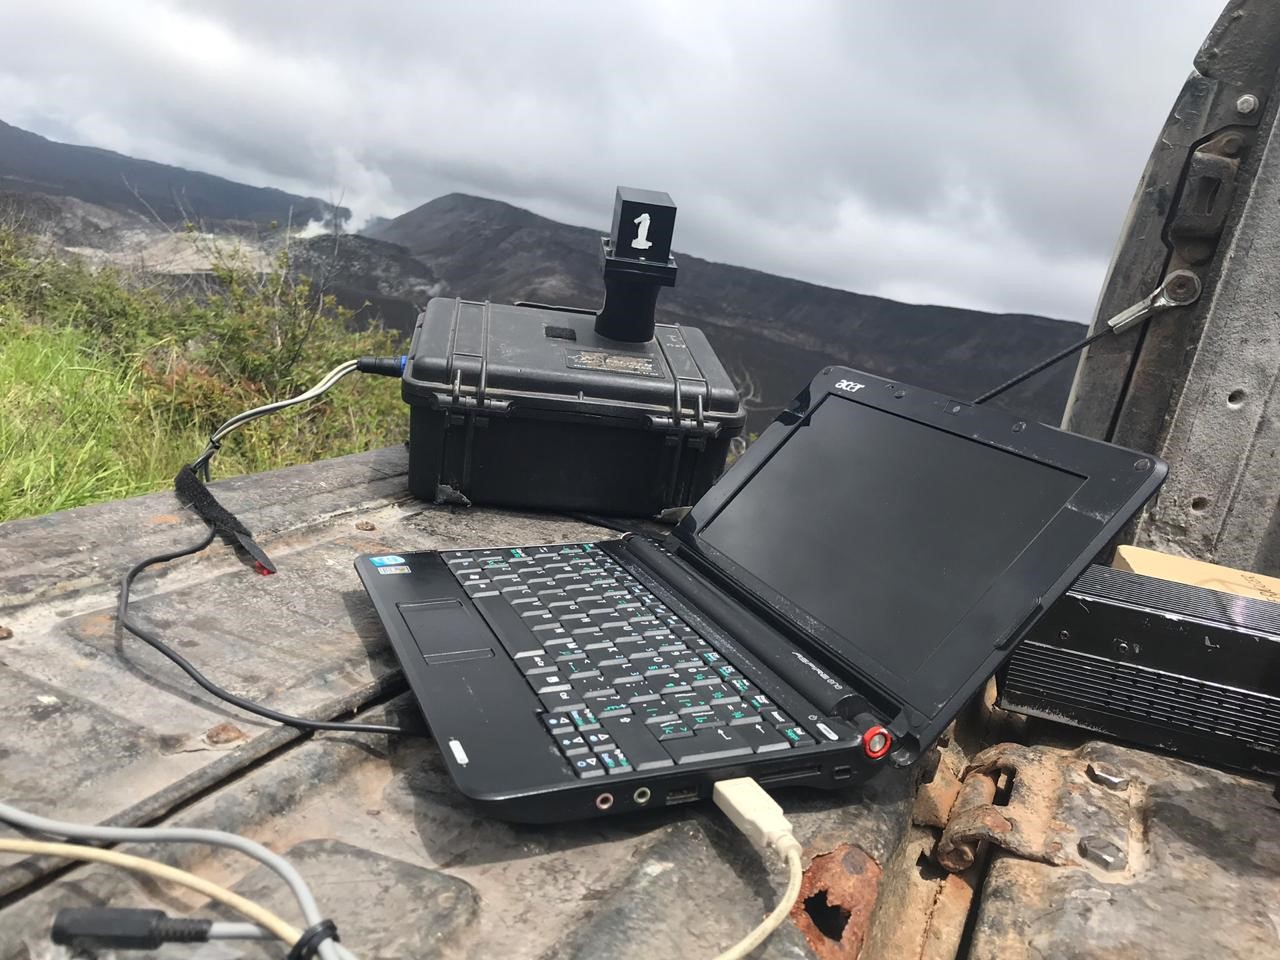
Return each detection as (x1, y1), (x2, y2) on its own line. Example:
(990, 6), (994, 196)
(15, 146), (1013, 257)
(1112, 544), (1280, 603)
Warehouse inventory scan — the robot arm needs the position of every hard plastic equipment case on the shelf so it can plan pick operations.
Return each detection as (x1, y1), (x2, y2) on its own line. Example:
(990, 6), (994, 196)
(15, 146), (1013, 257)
(402, 298), (745, 515)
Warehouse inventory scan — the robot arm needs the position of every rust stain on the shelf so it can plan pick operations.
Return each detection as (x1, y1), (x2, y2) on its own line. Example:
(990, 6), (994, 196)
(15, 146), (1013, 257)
(792, 843), (882, 960)
(204, 722), (247, 745)
(0, 625), (12, 641)
(921, 870), (981, 960)
(78, 612), (115, 639)
(148, 514), (182, 526)
(913, 756), (963, 829)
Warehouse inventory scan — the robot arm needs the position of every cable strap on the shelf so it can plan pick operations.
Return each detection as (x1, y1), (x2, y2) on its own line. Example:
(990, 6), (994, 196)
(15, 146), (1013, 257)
(174, 465), (277, 574)
(288, 919), (340, 959)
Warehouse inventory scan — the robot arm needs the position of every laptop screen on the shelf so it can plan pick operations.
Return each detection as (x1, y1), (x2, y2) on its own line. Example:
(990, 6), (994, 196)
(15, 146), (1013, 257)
(698, 394), (1085, 681)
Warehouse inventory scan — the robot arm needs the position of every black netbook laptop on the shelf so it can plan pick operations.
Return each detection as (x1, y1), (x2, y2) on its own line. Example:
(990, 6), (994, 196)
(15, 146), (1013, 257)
(357, 366), (1166, 822)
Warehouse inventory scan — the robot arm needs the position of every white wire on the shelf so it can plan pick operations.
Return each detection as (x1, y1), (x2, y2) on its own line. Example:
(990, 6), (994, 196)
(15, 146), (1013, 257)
(0, 800), (355, 960)
(209, 921), (276, 940)
(194, 358), (360, 471)
(713, 838), (804, 960)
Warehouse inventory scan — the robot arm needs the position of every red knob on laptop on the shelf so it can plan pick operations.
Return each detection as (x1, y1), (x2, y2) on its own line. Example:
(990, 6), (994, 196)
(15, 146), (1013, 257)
(863, 725), (892, 760)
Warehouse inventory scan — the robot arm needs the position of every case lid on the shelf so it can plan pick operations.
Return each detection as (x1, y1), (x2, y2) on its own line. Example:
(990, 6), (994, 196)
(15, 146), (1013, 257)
(403, 298), (744, 432)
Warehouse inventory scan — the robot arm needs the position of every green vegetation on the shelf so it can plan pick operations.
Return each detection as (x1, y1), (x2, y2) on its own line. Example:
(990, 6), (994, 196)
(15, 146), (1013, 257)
(0, 228), (404, 521)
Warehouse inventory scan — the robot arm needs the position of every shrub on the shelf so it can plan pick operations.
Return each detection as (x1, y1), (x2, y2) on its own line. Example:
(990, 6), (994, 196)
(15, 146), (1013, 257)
(0, 228), (406, 521)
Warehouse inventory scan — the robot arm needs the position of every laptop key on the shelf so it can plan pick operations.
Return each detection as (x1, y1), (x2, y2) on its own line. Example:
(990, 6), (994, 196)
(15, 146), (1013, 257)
(739, 722), (790, 753)
(474, 595), (550, 660)
(656, 721), (693, 740)
(569, 708), (601, 732)
(639, 701), (679, 724)
(665, 727), (752, 764)
(555, 734), (590, 756)
(569, 675), (614, 698)
(762, 709), (793, 728)
(599, 749), (633, 776)
(583, 730), (615, 752)
(531, 673), (570, 694)
(601, 716), (675, 770)
(687, 711), (723, 730)
(571, 755), (606, 779)
(543, 714), (575, 735)
(712, 702), (758, 726)
(777, 725), (816, 748)
(519, 654), (557, 675)
(539, 691), (586, 712)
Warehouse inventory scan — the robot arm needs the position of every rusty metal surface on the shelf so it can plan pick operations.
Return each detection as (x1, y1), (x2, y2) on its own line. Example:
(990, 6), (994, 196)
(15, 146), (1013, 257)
(967, 739), (1280, 960)
(0, 447), (915, 957)
(791, 843), (882, 960)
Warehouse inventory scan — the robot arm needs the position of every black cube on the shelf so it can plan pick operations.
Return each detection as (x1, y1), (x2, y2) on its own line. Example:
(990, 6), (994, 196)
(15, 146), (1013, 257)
(610, 186), (676, 264)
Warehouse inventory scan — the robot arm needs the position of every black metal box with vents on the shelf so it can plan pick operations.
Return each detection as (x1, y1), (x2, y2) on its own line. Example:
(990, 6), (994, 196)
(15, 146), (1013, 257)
(402, 298), (745, 515)
(998, 564), (1280, 774)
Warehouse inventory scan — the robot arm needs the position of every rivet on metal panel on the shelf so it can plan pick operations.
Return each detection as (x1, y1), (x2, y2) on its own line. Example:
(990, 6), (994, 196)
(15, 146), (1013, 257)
(1085, 761), (1130, 791)
(1078, 835), (1128, 872)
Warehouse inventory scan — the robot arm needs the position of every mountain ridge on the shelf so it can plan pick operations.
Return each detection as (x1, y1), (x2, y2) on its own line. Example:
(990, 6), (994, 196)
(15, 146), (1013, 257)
(0, 119), (346, 227)
(368, 193), (1082, 429)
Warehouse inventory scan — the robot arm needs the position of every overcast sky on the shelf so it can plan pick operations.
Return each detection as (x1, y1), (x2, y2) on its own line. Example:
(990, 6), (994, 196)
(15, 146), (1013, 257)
(2, 1), (1223, 320)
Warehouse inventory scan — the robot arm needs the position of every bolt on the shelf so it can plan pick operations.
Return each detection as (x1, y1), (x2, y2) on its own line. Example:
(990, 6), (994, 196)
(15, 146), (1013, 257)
(1059, 629), (1071, 642)
(1236, 94), (1259, 115)
(1163, 270), (1201, 304)
(1220, 134), (1244, 156)
(1078, 836), (1127, 872)
(1012, 421), (1026, 433)
(1086, 761), (1131, 791)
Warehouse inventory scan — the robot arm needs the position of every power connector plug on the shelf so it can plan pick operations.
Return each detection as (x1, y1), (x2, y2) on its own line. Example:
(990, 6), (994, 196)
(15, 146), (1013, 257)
(52, 907), (211, 949)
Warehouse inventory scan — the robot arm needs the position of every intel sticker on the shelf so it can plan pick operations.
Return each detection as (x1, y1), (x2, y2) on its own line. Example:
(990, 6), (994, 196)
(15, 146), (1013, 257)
(377, 564), (411, 575)
(370, 555), (406, 567)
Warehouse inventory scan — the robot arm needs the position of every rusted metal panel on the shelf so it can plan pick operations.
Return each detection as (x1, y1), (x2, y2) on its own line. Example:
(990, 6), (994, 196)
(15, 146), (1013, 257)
(0, 447), (915, 957)
(967, 739), (1280, 960)
(791, 843), (882, 960)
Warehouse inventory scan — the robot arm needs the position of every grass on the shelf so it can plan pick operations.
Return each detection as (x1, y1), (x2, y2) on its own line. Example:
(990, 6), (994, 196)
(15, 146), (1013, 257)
(0, 227), (405, 522)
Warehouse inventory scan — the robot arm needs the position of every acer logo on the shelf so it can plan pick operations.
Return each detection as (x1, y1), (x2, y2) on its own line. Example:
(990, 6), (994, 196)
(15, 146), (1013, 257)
(834, 379), (866, 393)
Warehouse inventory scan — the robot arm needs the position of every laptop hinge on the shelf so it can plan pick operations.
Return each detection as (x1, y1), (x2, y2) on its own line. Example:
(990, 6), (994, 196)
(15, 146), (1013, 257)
(620, 534), (876, 721)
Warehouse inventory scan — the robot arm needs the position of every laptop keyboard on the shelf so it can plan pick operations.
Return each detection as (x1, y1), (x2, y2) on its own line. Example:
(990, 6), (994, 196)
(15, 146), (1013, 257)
(442, 543), (820, 779)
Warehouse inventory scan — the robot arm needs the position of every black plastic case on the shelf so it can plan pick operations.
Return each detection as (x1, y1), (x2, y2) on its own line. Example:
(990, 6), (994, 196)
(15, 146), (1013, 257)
(402, 298), (745, 515)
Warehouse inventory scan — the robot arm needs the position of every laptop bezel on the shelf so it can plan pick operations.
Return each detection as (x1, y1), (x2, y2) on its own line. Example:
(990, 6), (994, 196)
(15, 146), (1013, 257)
(672, 365), (1167, 756)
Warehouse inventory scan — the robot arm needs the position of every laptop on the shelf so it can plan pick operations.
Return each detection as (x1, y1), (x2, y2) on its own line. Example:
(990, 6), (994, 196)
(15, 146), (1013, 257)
(357, 366), (1166, 822)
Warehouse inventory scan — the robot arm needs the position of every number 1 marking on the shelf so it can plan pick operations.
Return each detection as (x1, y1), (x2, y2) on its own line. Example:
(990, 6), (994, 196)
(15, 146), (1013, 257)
(631, 212), (653, 250)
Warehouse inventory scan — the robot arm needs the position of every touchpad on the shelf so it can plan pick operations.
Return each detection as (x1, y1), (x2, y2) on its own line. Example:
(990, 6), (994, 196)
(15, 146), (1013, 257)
(398, 599), (494, 660)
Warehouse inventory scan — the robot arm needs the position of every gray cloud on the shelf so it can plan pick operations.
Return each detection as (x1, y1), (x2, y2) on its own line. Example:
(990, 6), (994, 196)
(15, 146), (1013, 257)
(2, 0), (1223, 319)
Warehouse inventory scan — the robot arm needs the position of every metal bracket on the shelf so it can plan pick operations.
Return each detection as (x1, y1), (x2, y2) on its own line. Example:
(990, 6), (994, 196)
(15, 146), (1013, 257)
(929, 743), (1137, 875)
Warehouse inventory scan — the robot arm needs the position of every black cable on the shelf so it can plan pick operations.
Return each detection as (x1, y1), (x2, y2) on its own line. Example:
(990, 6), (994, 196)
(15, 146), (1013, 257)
(973, 326), (1113, 405)
(118, 531), (407, 736)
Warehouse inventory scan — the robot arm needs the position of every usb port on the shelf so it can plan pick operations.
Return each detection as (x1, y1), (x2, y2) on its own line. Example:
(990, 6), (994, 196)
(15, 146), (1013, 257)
(665, 787), (699, 805)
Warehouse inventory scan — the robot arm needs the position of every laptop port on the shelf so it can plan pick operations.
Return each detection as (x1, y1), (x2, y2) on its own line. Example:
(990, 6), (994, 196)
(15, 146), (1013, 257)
(595, 792), (614, 811)
(665, 787), (699, 805)
(756, 767), (822, 786)
(633, 787), (652, 805)
(833, 765), (852, 781)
